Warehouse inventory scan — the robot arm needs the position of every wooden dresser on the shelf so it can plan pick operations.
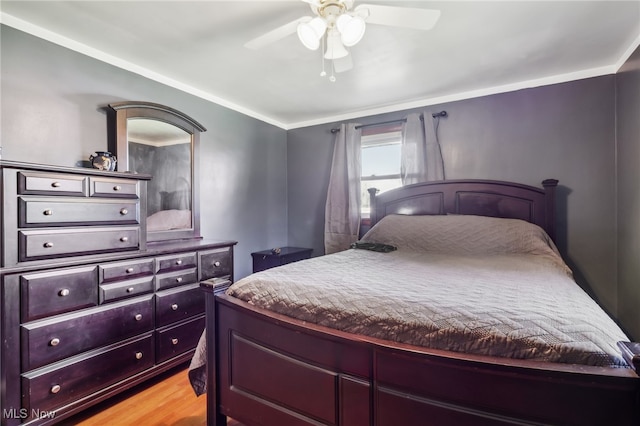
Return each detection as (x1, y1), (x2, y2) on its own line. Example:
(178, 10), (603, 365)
(0, 161), (236, 425)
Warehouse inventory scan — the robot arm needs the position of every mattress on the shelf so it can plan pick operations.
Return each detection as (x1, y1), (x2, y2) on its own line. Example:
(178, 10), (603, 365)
(227, 214), (629, 368)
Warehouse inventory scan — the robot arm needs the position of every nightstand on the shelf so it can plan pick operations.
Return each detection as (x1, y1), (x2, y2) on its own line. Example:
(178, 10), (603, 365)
(251, 247), (313, 273)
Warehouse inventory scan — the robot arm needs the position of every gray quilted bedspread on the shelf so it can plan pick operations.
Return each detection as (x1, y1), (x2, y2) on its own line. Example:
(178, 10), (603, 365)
(189, 216), (631, 395)
(227, 215), (629, 368)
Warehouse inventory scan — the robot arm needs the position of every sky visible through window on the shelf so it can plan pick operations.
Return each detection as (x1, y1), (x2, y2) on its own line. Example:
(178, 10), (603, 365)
(361, 132), (402, 216)
(361, 144), (401, 177)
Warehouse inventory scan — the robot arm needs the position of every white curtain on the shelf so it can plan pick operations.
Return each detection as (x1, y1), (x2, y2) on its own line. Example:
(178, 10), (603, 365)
(324, 123), (362, 254)
(401, 112), (444, 184)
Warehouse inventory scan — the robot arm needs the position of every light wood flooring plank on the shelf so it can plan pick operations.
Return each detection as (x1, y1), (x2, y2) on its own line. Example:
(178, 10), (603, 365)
(60, 365), (243, 426)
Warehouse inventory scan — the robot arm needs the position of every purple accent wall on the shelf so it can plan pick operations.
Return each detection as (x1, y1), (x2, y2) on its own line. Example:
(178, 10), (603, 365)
(288, 76), (620, 327)
(616, 45), (640, 339)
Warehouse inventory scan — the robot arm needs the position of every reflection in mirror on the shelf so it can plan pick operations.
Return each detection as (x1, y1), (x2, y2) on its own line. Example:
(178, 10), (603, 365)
(127, 119), (192, 232)
(108, 101), (206, 243)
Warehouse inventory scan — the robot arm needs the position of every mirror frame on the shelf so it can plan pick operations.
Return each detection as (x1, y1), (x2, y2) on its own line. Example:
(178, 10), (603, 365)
(107, 101), (206, 243)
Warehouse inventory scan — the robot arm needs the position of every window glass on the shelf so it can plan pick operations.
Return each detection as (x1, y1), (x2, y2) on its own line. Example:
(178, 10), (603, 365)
(362, 144), (401, 177)
(361, 178), (402, 217)
(360, 130), (403, 217)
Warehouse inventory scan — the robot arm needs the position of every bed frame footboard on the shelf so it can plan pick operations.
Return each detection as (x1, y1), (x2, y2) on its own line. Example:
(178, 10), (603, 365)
(203, 288), (640, 426)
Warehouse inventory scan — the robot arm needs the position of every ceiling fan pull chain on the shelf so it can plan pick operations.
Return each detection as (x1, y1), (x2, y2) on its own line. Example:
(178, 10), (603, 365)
(320, 35), (327, 77)
(330, 59), (336, 82)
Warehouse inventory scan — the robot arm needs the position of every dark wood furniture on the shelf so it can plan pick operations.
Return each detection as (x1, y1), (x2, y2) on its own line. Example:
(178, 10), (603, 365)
(107, 101), (205, 243)
(201, 179), (640, 426)
(251, 247), (313, 273)
(0, 161), (236, 426)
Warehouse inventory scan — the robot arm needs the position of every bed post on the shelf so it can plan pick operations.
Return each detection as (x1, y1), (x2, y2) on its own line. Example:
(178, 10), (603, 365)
(542, 179), (559, 242)
(202, 279), (232, 426)
(368, 188), (379, 226)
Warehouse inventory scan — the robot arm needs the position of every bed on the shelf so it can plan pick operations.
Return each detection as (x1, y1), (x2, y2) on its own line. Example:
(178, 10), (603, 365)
(194, 179), (640, 426)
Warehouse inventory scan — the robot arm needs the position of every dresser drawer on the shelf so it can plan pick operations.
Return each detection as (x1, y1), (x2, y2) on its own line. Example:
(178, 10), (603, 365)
(99, 258), (155, 283)
(100, 276), (155, 303)
(19, 227), (140, 261)
(17, 171), (87, 197)
(156, 315), (205, 364)
(199, 247), (232, 280)
(21, 295), (154, 370)
(22, 334), (154, 414)
(19, 197), (139, 227)
(21, 266), (98, 322)
(90, 177), (139, 198)
(156, 252), (197, 273)
(156, 268), (198, 291)
(155, 284), (205, 327)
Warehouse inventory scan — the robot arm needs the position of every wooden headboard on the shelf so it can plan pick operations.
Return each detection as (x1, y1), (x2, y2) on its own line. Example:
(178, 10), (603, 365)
(369, 179), (559, 241)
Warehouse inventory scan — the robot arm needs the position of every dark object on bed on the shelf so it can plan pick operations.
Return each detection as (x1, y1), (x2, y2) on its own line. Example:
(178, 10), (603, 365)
(200, 179), (640, 426)
(350, 241), (397, 252)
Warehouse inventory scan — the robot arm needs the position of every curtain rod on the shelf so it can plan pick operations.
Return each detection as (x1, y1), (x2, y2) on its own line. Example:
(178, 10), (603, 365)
(330, 111), (447, 133)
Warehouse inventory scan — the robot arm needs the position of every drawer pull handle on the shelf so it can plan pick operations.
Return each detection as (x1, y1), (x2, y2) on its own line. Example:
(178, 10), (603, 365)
(171, 303), (179, 311)
(176, 277), (183, 283)
(43, 209), (53, 216)
(214, 261), (221, 267)
(171, 338), (179, 345)
(51, 182), (61, 188)
(120, 208), (128, 215)
(135, 352), (143, 360)
(50, 338), (61, 346)
(43, 242), (54, 248)
(127, 287), (135, 293)
(50, 385), (61, 394)
(120, 236), (129, 242)
(134, 313), (143, 321)
(176, 259), (183, 265)
(126, 267), (134, 273)
(59, 288), (70, 297)
(114, 185), (122, 191)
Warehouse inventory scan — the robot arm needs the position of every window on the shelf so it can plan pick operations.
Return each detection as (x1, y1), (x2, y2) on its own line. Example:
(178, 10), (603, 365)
(360, 128), (403, 218)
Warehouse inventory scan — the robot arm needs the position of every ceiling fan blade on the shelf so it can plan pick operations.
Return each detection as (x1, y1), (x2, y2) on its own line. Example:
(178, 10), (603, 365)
(333, 55), (353, 73)
(244, 16), (311, 50)
(355, 4), (440, 31)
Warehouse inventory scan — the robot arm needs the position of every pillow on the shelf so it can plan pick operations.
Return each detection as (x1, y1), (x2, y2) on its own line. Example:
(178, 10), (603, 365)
(147, 209), (192, 231)
(360, 214), (559, 257)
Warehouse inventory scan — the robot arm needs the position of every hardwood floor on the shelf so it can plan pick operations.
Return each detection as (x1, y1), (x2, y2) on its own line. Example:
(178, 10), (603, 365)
(60, 365), (243, 426)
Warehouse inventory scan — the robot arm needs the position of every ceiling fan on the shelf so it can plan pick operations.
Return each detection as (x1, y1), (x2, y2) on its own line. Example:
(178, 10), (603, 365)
(244, 0), (440, 81)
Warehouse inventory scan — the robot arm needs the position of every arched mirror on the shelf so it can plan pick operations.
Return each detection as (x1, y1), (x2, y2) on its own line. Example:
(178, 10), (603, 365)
(107, 101), (205, 243)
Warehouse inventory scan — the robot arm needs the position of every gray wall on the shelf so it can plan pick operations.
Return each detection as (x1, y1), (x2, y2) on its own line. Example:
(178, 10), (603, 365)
(288, 76), (620, 325)
(0, 25), (288, 280)
(616, 46), (640, 339)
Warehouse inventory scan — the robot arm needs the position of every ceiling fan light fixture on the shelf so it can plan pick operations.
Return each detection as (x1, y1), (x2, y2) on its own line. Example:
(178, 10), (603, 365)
(324, 30), (349, 60)
(336, 14), (366, 47)
(297, 17), (327, 50)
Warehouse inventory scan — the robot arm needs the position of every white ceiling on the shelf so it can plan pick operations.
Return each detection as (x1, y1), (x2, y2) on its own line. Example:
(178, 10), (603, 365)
(1, 1), (639, 129)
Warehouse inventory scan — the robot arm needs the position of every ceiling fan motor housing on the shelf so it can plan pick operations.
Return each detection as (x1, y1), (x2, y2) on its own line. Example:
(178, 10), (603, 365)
(245, 0), (441, 79)
(312, 0), (352, 23)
